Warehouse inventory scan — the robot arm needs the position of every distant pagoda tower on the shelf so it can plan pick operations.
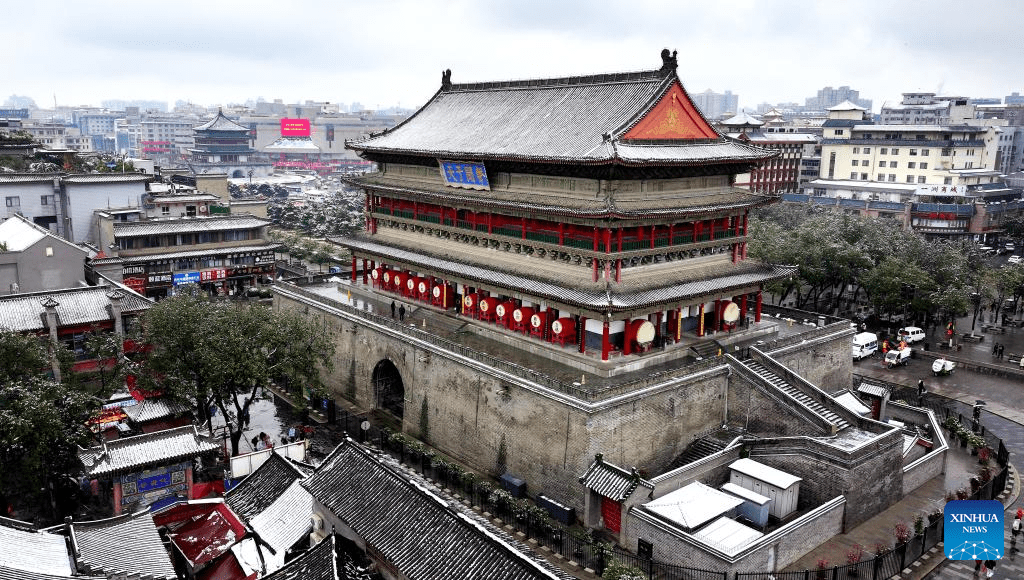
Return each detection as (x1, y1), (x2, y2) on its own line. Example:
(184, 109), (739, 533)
(189, 110), (272, 179)
(336, 50), (792, 362)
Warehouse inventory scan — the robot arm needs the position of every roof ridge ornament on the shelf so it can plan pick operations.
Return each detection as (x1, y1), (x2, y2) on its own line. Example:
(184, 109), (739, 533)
(441, 69), (452, 91)
(659, 48), (678, 74)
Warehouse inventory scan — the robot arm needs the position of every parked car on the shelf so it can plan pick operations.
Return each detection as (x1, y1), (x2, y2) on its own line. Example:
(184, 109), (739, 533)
(1009, 255), (1022, 264)
(980, 246), (996, 256)
(897, 326), (926, 344)
(852, 332), (878, 360)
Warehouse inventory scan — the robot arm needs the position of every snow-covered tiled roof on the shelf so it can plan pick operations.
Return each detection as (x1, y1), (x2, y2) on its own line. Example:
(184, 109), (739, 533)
(265, 137), (320, 153)
(248, 480), (313, 570)
(122, 397), (191, 424)
(71, 511), (177, 580)
(729, 458), (802, 489)
(79, 425), (221, 477)
(194, 110), (250, 132)
(0, 214), (84, 254)
(113, 215), (269, 237)
(828, 100), (866, 111)
(0, 518), (73, 576)
(92, 242), (279, 266)
(578, 456), (653, 501)
(0, 286), (152, 333)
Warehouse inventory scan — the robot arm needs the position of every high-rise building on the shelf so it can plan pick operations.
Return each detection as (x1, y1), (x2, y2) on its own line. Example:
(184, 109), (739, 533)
(804, 86), (871, 112)
(691, 89), (739, 120)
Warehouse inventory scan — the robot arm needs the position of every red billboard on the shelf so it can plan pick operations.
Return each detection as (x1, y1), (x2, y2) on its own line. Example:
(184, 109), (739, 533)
(280, 118), (311, 137)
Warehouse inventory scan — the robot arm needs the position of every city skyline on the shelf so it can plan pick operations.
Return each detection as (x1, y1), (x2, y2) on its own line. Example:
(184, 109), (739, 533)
(7, 0), (1024, 114)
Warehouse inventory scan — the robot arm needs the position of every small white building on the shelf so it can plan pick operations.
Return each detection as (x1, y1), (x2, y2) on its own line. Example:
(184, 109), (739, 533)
(720, 482), (772, 528)
(641, 481), (743, 532)
(728, 458), (801, 520)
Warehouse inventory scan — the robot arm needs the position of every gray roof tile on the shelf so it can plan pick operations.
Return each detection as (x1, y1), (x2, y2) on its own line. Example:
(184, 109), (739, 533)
(302, 441), (564, 580)
(79, 425), (221, 477)
(122, 397), (192, 424)
(263, 535), (341, 580)
(71, 511), (177, 580)
(113, 215), (269, 237)
(0, 519), (72, 576)
(93, 242), (279, 266)
(226, 452), (307, 521)
(0, 286), (152, 333)
(194, 110), (250, 132)
(348, 67), (774, 166)
(579, 457), (654, 501)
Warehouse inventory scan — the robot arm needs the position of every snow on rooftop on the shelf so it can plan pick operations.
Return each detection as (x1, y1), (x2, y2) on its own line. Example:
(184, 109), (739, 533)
(0, 215), (46, 251)
(694, 516), (764, 555)
(835, 392), (871, 416)
(720, 482), (771, 506)
(729, 458), (801, 489)
(643, 481), (743, 529)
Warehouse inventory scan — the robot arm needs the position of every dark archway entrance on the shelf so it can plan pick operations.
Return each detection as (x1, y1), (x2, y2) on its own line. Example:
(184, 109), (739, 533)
(231, 169), (245, 178)
(372, 359), (405, 420)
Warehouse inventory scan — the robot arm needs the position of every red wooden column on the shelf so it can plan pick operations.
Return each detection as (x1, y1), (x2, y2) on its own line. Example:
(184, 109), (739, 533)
(601, 319), (611, 361)
(755, 291), (763, 322)
(350, 257), (357, 282)
(615, 260), (621, 283)
(578, 315), (587, 354)
(741, 294), (748, 320)
(653, 311), (663, 345)
(112, 480), (123, 515)
(697, 303), (706, 337)
(362, 259), (368, 284)
(713, 299), (721, 332)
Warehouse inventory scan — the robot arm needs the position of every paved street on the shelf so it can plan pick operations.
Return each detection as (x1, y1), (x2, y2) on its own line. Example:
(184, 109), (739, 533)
(855, 316), (1024, 579)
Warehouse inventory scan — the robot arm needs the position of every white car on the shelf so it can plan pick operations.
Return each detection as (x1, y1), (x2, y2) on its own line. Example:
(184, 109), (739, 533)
(898, 326), (926, 344)
(1010, 255), (1022, 264)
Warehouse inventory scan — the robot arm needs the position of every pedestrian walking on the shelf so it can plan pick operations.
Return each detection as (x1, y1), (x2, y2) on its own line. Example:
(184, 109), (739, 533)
(917, 379), (926, 399)
(998, 343), (1005, 360)
(992, 342), (999, 356)
(984, 558), (997, 577)
(398, 304), (406, 322)
(390, 300), (396, 318)
(1012, 509), (1022, 552)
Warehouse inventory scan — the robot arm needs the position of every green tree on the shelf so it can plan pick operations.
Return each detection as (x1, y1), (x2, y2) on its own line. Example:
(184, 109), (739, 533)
(138, 291), (335, 455)
(0, 330), (92, 515)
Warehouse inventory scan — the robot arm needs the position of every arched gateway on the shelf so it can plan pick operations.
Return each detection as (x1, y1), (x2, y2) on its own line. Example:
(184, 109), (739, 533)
(372, 359), (404, 420)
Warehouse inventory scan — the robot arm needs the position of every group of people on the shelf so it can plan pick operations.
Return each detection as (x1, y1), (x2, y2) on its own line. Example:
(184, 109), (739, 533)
(880, 338), (908, 354)
(252, 431), (274, 451)
(991, 342), (1006, 359)
(390, 300), (406, 322)
(973, 508), (1023, 577)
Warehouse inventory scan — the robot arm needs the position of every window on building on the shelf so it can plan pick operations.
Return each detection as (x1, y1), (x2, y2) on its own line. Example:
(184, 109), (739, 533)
(40, 195), (50, 205)
(863, 147), (871, 153)
(910, 149), (918, 156)
(879, 160), (886, 167)
(5, 196), (19, 207)
(889, 174), (897, 182)
(891, 148), (899, 155)
(918, 176), (926, 183)
(853, 147), (860, 154)
(161, 205), (170, 215)
(941, 148), (952, 156)
(944, 177), (953, 185)
(851, 160), (858, 167)
(889, 161), (898, 168)
(920, 162), (928, 169)
(907, 176), (915, 183)
(861, 173), (868, 180)
(835, 129), (845, 135)
(908, 162), (916, 169)
(880, 148), (888, 154)
(878, 173), (885, 181)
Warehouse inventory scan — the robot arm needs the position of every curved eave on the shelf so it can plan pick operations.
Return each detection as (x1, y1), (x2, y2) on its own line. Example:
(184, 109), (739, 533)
(347, 144), (774, 168)
(345, 177), (779, 220)
(331, 235), (795, 312)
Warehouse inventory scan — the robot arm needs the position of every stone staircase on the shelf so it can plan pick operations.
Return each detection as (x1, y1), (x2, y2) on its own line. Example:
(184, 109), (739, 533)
(689, 341), (722, 360)
(669, 435), (729, 470)
(743, 360), (850, 431)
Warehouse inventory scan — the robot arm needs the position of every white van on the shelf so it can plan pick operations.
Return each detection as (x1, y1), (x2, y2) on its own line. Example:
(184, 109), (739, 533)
(898, 326), (926, 344)
(852, 332), (878, 360)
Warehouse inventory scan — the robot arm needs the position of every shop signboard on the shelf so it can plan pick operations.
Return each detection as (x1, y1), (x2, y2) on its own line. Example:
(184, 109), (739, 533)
(200, 268), (226, 282)
(172, 271), (200, 286)
(147, 273), (172, 286)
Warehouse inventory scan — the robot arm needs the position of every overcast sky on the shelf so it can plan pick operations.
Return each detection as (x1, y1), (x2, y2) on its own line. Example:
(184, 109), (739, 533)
(8, 0), (1024, 113)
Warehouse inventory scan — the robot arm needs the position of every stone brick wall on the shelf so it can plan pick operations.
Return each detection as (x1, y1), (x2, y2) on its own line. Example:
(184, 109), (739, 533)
(622, 497), (845, 573)
(275, 286), (729, 510)
(648, 445), (742, 498)
(746, 431), (903, 528)
(765, 325), (855, 390)
(726, 372), (832, 436)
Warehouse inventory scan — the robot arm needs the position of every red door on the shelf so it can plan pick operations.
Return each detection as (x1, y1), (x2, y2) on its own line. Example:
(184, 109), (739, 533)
(601, 496), (622, 533)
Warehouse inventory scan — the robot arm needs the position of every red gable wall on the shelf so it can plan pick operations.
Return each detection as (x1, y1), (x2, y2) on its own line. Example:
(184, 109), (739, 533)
(623, 82), (718, 141)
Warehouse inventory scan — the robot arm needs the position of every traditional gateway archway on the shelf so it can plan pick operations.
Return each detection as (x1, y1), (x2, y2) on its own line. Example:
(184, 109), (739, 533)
(372, 359), (405, 420)
(231, 169), (245, 178)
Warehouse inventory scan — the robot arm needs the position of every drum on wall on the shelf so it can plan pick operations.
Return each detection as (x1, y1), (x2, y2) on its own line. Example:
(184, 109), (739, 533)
(722, 301), (740, 325)
(633, 320), (655, 346)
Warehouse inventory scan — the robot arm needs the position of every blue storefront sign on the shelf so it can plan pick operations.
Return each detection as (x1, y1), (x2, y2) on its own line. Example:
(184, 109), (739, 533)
(172, 271), (200, 286)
